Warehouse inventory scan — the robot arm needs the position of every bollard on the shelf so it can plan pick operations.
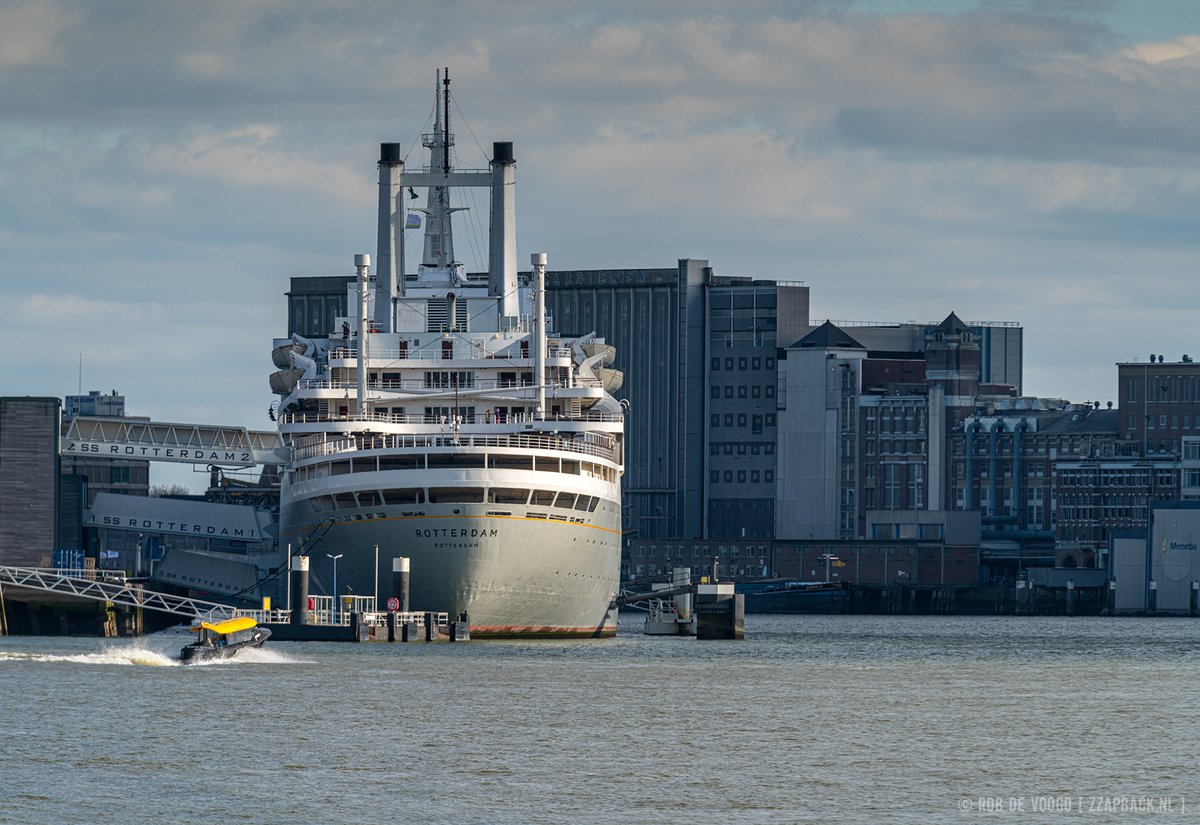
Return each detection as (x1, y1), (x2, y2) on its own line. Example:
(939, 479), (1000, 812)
(1066, 579), (1076, 616)
(387, 610), (397, 642)
(1149, 580), (1157, 614)
(424, 611), (437, 641)
(1192, 581), (1199, 618)
(401, 620), (420, 642)
(392, 557), (410, 613)
(291, 556), (310, 626)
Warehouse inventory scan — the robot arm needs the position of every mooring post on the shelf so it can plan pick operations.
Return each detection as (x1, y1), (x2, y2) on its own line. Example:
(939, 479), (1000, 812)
(392, 556), (410, 612)
(291, 556), (310, 626)
(1191, 581), (1199, 617)
(1066, 579), (1076, 616)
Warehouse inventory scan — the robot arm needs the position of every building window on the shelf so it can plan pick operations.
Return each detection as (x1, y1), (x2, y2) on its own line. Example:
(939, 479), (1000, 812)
(725, 358), (734, 370)
(724, 471), (733, 482)
(751, 386), (761, 398)
(711, 386), (720, 399)
(737, 470), (746, 483)
(751, 470), (760, 483)
(766, 357), (775, 370)
(710, 470), (719, 483)
(752, 415), (763, 434)
(711, 414), (720, 427)
(766, 386), (775, 398)
(724, 414), (734, 426)
(737, 414), (747, 427)
(752, 357), (761, 370)
(738, 386), (748, 399)
(765, 470), (774, 483)
(711, 358), (721, 371)
(738, 357), (748, 370)
(766, 414), (776, 426)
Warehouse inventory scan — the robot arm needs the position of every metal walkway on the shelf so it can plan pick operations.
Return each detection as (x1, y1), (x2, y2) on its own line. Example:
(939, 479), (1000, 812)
(0, 566), (244, 622)
(61, 416), (289, 468)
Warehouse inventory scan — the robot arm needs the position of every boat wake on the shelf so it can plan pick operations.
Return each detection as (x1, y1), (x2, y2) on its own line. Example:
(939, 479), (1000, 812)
(185, 646), (310, 666)
(0, 643), (309, 667)
(0, 645), (179, 667)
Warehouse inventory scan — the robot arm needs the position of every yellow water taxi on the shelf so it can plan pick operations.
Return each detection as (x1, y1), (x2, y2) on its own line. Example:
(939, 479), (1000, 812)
(181, 616), (271, 664)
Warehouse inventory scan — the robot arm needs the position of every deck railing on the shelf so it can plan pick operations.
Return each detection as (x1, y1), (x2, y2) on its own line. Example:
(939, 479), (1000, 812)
(328, 345), (575, 361)
(289, 429), (622, 465)
(297, 375), (603, 391)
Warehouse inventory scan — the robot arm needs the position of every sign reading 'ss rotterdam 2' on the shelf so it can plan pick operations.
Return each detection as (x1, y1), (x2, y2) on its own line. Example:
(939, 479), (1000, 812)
(63, 440), (254, 466)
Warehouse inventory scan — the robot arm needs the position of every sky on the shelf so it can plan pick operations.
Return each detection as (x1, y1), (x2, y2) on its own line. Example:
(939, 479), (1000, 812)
(2, 0), (1199, 491)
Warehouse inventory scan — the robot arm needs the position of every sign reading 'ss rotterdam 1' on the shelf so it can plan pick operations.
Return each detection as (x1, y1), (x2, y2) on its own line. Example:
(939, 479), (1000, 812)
(84, 492), (272, 542)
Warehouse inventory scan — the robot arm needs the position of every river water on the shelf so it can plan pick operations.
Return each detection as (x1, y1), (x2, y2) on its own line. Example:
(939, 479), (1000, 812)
(0, 613), (1195, 824)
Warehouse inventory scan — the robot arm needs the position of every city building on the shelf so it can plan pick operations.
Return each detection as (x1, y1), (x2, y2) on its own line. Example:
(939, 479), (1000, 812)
(0, 397), (61, 567)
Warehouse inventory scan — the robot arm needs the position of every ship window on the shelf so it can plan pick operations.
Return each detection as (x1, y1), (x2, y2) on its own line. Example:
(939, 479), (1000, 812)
(427, 487), (484, 503)
(310, 495), (335, 513)
(334, 492), (358, 509)
(534, 456), (559, 472)
(574, 495), (593, 511)
(352, 457), (376, 473)
(428, 454), (486, 469)
(357, 491), (382, 507)
(561, 460), (580, 475)
(555, 493), (577, 509)
(531, 489), (556, 506)
(379, 455), (422, 471)
(589, 497), (600, 512)
(383, 488), (424, 505)
(490, 454), (534, 470)
(488, 488), (529, 504)
(331, 461), (351, 475)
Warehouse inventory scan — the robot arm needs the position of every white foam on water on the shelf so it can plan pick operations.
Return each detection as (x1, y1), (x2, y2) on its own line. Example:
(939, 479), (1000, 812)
(0, 644), (180, 667)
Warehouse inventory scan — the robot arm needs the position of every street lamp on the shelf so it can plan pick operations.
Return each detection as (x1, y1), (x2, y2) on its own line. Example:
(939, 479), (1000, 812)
(326, 553), (343, 621)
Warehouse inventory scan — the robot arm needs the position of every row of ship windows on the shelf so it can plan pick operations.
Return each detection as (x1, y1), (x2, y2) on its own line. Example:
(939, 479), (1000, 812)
(308, 488), (604, 512)
(291, 454), (617, 484)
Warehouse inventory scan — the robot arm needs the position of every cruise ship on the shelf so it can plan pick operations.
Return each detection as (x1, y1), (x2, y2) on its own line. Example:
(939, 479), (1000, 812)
(270, 71), (625, 636)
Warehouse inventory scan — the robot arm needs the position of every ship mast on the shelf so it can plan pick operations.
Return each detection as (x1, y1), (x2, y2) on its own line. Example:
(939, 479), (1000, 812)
(420, 68), (457, 273)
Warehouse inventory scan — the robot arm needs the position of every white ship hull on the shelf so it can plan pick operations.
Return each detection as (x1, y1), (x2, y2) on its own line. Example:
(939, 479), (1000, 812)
(281, 492), (621, 636)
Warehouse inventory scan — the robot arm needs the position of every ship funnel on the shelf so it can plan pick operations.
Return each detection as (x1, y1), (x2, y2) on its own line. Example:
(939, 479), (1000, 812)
(490, 141), (518, 318)
(378, 143), (404, 328)
(355, 254), (371, 417)
(532, 252), (547, 420)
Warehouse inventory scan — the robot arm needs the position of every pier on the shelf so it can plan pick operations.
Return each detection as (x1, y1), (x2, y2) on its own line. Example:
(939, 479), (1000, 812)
(0, 556), (468, 643)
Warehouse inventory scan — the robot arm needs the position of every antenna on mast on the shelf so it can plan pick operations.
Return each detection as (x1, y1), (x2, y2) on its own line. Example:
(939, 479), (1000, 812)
(442, 67), (451, 174)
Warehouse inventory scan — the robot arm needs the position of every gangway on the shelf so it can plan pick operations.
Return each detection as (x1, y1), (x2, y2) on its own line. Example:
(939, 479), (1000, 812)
(0, 566), (279, 624)
(61, 416), (289, 467)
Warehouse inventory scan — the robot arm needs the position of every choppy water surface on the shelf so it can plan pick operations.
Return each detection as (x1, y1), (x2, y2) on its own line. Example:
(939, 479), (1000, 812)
(1, 614), (1196, 824)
